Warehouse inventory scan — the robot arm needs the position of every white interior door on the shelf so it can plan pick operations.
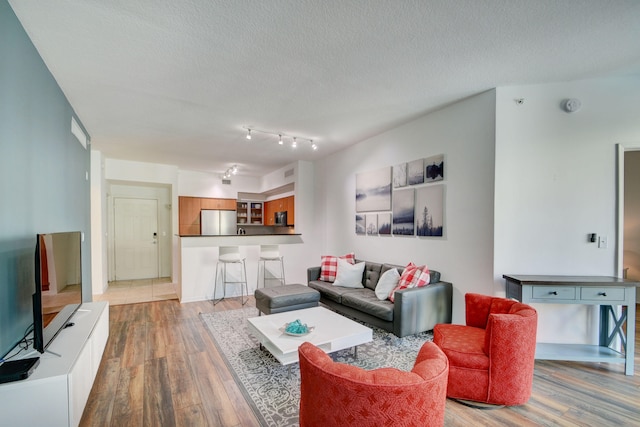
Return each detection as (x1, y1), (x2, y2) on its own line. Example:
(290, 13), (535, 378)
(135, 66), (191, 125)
(114, 198), (159, 280)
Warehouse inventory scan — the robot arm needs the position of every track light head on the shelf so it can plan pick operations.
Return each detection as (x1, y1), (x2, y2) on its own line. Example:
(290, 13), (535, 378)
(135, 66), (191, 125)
(311, 140), (317, 150)
(292, 137), (297, 148)
(278, 134), (283, 145)
(246, 129), (252, 140)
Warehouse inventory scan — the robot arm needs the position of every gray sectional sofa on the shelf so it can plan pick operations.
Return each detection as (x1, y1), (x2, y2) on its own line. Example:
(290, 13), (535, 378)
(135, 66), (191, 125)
(307, 260), (452, 337)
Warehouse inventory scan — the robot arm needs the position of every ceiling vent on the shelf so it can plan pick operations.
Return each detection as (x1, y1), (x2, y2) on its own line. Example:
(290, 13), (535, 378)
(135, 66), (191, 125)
(284, 168), (294, 178)
(222, 179), (231, 185)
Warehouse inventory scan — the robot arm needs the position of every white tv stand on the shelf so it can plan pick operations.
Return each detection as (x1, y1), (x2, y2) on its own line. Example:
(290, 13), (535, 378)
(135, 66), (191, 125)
(0, 301), (109, 426)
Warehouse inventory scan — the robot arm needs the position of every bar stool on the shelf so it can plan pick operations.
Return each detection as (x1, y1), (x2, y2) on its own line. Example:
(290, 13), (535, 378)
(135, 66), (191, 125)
(257, 244), (285, 288)
(213, 246), (248, 305)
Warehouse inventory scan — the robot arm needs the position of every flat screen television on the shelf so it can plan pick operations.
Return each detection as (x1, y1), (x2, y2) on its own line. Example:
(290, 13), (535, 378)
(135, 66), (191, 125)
(33, 231), (83, 354)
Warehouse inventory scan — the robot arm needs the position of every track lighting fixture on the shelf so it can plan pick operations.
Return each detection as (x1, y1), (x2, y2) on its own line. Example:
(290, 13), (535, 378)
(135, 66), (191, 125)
(222, 165), (239, 179)
(241, 127), (318, 150)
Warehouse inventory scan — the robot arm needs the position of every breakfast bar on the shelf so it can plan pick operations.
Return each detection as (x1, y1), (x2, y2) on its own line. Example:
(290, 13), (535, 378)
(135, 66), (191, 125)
(178, 234), (303, 303)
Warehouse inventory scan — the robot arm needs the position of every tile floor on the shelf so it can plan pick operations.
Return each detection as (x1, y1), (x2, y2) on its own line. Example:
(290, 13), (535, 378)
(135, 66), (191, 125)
(93, 277), (178, 305)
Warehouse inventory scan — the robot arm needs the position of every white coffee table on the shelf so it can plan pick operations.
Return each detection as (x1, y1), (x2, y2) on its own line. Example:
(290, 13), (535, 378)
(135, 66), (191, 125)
(247, 306), (373, 366)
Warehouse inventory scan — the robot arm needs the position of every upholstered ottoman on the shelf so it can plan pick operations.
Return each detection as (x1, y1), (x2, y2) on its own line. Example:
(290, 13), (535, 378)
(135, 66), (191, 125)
(255, 284), (320, 315)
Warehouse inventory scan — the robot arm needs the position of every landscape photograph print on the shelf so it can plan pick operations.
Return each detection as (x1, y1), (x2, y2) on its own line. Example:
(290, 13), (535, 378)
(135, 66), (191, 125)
(355, 214), (366, 235)
(356, 167), (392, 212)
(425, 154), (444, 182)
(378, 213), (391, 235)
(366, 214), (378, 235)
(407, 159), (424, 185)
(393, 163), (407, 188)
(392, 188), (415, 235)
(415, 184), (444, 237)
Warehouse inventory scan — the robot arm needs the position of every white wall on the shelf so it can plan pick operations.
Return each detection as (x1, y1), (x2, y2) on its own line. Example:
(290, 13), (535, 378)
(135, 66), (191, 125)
(314, 91), (497, 324)
(494, 75), (640, 343)
(90, 150), (108, 294)
(178, 169), (261, 197)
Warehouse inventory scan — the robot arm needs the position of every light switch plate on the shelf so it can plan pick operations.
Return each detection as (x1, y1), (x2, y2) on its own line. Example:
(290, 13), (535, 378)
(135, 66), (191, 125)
(598, 236), (608, 249)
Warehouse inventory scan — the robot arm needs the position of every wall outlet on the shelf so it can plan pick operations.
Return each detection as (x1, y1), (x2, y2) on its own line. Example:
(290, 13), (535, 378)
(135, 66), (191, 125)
(598, 236), (608, 249)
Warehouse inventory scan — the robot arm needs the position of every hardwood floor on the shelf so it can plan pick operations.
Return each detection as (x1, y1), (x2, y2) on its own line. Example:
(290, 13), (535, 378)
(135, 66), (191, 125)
(81, 299), (640, 426)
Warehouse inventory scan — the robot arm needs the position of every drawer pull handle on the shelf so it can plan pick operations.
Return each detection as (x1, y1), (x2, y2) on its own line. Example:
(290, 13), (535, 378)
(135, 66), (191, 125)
(598, 292), (607, 297)
(550, 291), (558, 295)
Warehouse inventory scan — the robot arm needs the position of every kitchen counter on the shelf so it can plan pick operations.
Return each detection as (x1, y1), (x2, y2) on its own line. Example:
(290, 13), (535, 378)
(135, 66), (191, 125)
(177, 234), (304, 303)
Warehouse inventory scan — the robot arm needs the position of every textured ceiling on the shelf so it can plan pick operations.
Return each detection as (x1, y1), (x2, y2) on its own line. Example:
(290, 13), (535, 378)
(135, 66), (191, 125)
(8, 0), (640, 177)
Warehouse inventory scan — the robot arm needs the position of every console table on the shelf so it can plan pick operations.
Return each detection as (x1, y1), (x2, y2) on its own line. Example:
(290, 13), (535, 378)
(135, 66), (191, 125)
(503, 275), (637, 375)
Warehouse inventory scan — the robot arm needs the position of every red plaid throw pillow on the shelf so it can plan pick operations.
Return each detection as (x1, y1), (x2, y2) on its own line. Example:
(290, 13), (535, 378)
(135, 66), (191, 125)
(319, 253), (355, 282)
(389, 262), (430, 302)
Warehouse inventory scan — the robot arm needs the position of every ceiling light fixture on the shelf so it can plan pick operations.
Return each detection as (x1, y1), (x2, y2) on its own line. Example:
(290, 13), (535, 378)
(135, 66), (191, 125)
(222, 164), (239, 179)
(241, 126), (318, 150)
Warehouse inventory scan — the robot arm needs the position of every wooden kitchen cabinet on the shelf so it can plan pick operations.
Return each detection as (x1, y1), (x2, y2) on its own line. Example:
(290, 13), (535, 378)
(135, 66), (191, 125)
(286, 195), (295, 225)
(264, 200), (275, 225)
(201, 198), (236, 210)
(263, 195), (295, 225)
(179, 196), (237, 235)
(179, 196), (201, 235)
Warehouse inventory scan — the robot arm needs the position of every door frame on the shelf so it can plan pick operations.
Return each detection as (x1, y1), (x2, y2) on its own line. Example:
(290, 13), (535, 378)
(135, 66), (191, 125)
(615, 144), (640, 290)
(113, 197), (160, 280)
(107, 182), (173, 282)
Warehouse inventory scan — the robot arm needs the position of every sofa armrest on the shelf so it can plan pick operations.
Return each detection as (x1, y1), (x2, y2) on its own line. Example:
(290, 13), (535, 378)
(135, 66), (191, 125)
(307, 266), (321, 283)
(394, 281), (453, 337)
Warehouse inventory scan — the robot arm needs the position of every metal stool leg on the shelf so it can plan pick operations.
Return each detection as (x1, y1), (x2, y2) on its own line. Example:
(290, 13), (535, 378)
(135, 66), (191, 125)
(241, 259), (248, 305)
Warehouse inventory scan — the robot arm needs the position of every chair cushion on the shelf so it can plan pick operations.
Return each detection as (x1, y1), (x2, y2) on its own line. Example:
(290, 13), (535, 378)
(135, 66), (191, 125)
(433, 324), (488, 370)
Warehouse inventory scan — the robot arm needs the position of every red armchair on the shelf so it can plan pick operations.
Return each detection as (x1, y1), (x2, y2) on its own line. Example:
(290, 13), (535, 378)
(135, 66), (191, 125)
(298, 341), (449, 427)
(433, 293), (537, 406)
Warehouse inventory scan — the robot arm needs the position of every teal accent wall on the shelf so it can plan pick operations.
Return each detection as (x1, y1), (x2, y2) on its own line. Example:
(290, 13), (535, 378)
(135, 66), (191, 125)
(0, 0), (91, 357)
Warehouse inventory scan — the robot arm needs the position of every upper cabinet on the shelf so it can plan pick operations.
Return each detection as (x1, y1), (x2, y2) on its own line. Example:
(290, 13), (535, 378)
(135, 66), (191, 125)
(179, 196), (237, 235)
(285, 195), (295, 225)
(178, 196), (202, 236)
(201, 198), (236, 210)
(237, 200), (263, 224)
(264, 195), (295, 226)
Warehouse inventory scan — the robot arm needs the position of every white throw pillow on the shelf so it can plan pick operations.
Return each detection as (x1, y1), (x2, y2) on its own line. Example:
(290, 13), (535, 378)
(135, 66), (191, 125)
(375, 268), (400, 300)
(332, 258), (365, 288)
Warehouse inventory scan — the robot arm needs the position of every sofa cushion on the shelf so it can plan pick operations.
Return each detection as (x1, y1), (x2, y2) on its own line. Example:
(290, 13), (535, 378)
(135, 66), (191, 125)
(374, 267), (400, 300)
(357, 261), (383, 291)
(319, 253), (355, 282)
(308, 280), (356, 304)
(341, 289), (394, 322)
(389, 263), (430, 302)
(332, 259), (365, 288)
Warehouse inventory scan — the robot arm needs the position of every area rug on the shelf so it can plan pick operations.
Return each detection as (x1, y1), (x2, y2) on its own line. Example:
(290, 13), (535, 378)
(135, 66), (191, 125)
(200, 307), (433, 427)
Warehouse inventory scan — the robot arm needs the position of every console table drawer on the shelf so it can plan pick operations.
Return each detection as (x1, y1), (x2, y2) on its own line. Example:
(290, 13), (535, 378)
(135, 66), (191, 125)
(532, 286), (576, 300)
(580, 287), (625, 302)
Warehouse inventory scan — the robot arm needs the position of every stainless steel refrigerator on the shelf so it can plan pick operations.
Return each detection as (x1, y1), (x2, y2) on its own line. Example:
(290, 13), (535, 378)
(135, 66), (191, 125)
(201, 210), (237, 235)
